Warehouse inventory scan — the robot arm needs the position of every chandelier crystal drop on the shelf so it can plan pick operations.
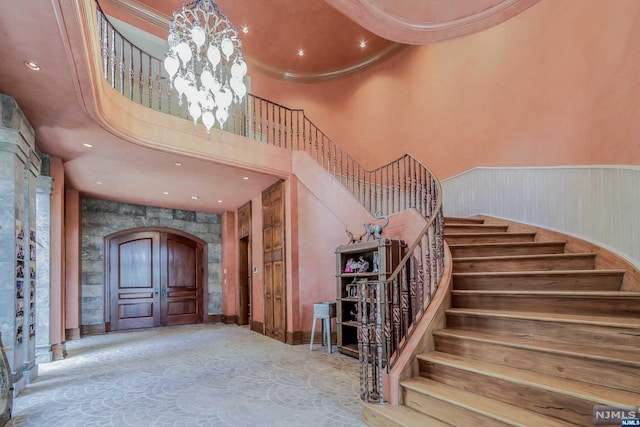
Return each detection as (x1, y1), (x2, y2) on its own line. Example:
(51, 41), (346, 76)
(164, 0), (248, 133)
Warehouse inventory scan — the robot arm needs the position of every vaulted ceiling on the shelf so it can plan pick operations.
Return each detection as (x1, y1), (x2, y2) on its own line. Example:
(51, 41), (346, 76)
(0, 0), (537, 213)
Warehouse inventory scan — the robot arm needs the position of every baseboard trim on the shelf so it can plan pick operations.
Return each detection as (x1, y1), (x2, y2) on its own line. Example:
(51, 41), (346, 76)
(207, 314), (223, 323)
(81, 324), (105, 336)
(65, 328), (81, 341)
(250, 320), (264, 334)
(296, 330), (337, 345)
(51, 342), (67, 361)
(222, 315), (238, 325)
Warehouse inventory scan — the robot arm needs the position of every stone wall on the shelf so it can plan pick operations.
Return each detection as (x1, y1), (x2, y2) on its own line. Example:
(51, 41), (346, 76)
(81, 198), (222, 326)
(0, 93), (40, 394)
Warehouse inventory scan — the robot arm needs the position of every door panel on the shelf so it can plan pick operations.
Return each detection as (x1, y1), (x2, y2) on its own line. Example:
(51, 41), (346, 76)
(161, 233), (201, 326)
(109, 232), (160, 330)
(263, 181), (286, 342)
(108, 229), (203, 331)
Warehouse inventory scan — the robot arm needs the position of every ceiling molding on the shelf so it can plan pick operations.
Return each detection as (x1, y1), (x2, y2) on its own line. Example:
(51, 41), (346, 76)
(98, 0), (169, 34)
(324, 0), (543, 45)
(247, 43), (408, 83)
(97, 0), (406, 82)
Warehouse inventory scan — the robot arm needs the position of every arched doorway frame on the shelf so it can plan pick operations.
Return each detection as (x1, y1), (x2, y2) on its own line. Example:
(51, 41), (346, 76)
(104, 226), (209, 331)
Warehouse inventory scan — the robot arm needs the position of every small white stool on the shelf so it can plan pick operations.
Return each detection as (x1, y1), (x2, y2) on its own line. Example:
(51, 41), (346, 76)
(309, 301), (336, 353)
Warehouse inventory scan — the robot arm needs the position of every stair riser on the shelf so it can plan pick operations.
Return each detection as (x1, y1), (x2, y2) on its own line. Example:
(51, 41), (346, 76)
(452, 273), (623, 291)
(418, 360), (595, 425)
(452, 256), (595, 273)
(444, 217), (485, 225)
(445, 313), (640, 350)
(449, 243), (565, 258)
(403, 388), (512, 427)
(434, 334), (640, 393)
(445, 234), (536, 244)
(445, 225), (508, 233)
(451, 295), (640, 317)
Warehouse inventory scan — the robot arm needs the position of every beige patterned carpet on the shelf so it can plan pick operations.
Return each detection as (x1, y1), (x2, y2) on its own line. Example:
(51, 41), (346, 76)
(7, 324), (365, 426)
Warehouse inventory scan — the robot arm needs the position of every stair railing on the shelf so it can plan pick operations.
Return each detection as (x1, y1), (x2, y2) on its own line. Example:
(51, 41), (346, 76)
(358, 168), (443, 403)
(96, 4), (444, 403)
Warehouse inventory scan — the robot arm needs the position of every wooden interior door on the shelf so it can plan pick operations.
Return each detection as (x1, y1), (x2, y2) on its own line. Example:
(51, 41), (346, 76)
(161, 233), (202, 326)
(238, 237), (250, 325)
(109, 231), (161, 330)
(108, 229), (203, 331)
(263, 181), (286, 342)
(238, 202), (251, 326)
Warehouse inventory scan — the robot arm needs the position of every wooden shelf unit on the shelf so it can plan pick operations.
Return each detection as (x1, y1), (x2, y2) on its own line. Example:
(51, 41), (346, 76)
(335, 238), (404, 358)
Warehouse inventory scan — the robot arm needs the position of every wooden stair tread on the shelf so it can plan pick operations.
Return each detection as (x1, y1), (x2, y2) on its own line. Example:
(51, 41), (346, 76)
(452, 253), (596, 262)
(444, 231), (536, 240)
(445, 308), (640, 328)
(362, 402), (453, 427)
(453, 269), (626, 278)
(445, 224), (506, 228)
(417, 352), (639, 406)
(444, 217), (485, 225)
(451, 290), (640, 297)
(433, 329), (640, 365)
(448, 241), (567, 249)
(402, 377), (576, 427)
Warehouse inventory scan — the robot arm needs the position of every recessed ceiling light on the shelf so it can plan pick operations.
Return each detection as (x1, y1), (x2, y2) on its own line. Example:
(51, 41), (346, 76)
(96, 181), (103, 185)
(359, 40), (367, 48)
(174, 162), (182, 166)
(163, 191), (169, 195)
(83, 143), (93, 148)
(298, 49), (304, 56)
(217, 200), (223, 203)
(242, 176), (249, 180)
(242, 26), (249, 34)
(24, 61), (40, 71)
(191, 195), (199, 200)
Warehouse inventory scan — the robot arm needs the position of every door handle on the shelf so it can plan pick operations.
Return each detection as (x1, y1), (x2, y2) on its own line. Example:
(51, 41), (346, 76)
(162, 288), (167, 297)
(154, 289), (159, 297)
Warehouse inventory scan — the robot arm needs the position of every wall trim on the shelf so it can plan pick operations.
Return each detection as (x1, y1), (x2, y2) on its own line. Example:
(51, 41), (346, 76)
(51, 343), (67, 361)
(222, 315), (238, 325)
(250, 320), (264, 334)
(207, 315), (222, 323)
(65, 328), (81, 340)
(81, 324), (106, 336)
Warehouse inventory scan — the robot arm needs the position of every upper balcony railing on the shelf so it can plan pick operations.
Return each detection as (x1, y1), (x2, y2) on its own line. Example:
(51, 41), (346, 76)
(96, 4), (444, 404)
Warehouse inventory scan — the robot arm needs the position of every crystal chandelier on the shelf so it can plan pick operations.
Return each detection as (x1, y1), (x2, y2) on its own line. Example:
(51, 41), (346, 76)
(164, 0), (248, 133)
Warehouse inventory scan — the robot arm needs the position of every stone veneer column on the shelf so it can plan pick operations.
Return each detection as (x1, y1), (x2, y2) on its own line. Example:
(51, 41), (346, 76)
(35, 173), (53, 362)
(0, 93), (40, 395)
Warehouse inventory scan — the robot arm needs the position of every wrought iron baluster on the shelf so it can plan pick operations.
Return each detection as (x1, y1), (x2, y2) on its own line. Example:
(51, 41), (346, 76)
(110, 27), (115, 88)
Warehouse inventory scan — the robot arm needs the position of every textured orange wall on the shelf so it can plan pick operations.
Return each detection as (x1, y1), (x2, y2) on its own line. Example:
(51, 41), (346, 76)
(63, 189), (80, 336)
(251, 0), (640, 179)
(50, 158), (65, 345)
(221, 211), (238, 317)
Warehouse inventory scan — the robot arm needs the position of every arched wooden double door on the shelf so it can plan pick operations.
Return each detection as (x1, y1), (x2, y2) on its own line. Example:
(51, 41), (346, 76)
(107, 229), (205, 331)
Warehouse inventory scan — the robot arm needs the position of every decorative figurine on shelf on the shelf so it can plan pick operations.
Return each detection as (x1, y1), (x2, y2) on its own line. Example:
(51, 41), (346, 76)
(353, 255), (369, 273)
(344, 258), (356, 273)
(372, 251), (379, 272)
(345, 229), (365, 245)
(364, 212), (389, 241)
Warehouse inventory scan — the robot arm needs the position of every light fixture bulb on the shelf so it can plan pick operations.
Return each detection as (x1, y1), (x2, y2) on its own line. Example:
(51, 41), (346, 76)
(191, 25), (206, 49)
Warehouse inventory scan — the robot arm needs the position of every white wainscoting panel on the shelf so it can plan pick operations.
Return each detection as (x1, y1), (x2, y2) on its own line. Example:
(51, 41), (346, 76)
(442, 166), (640, 268)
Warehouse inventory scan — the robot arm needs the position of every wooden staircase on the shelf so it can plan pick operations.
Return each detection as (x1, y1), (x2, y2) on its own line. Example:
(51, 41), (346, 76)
(363, 216), (640, 427)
